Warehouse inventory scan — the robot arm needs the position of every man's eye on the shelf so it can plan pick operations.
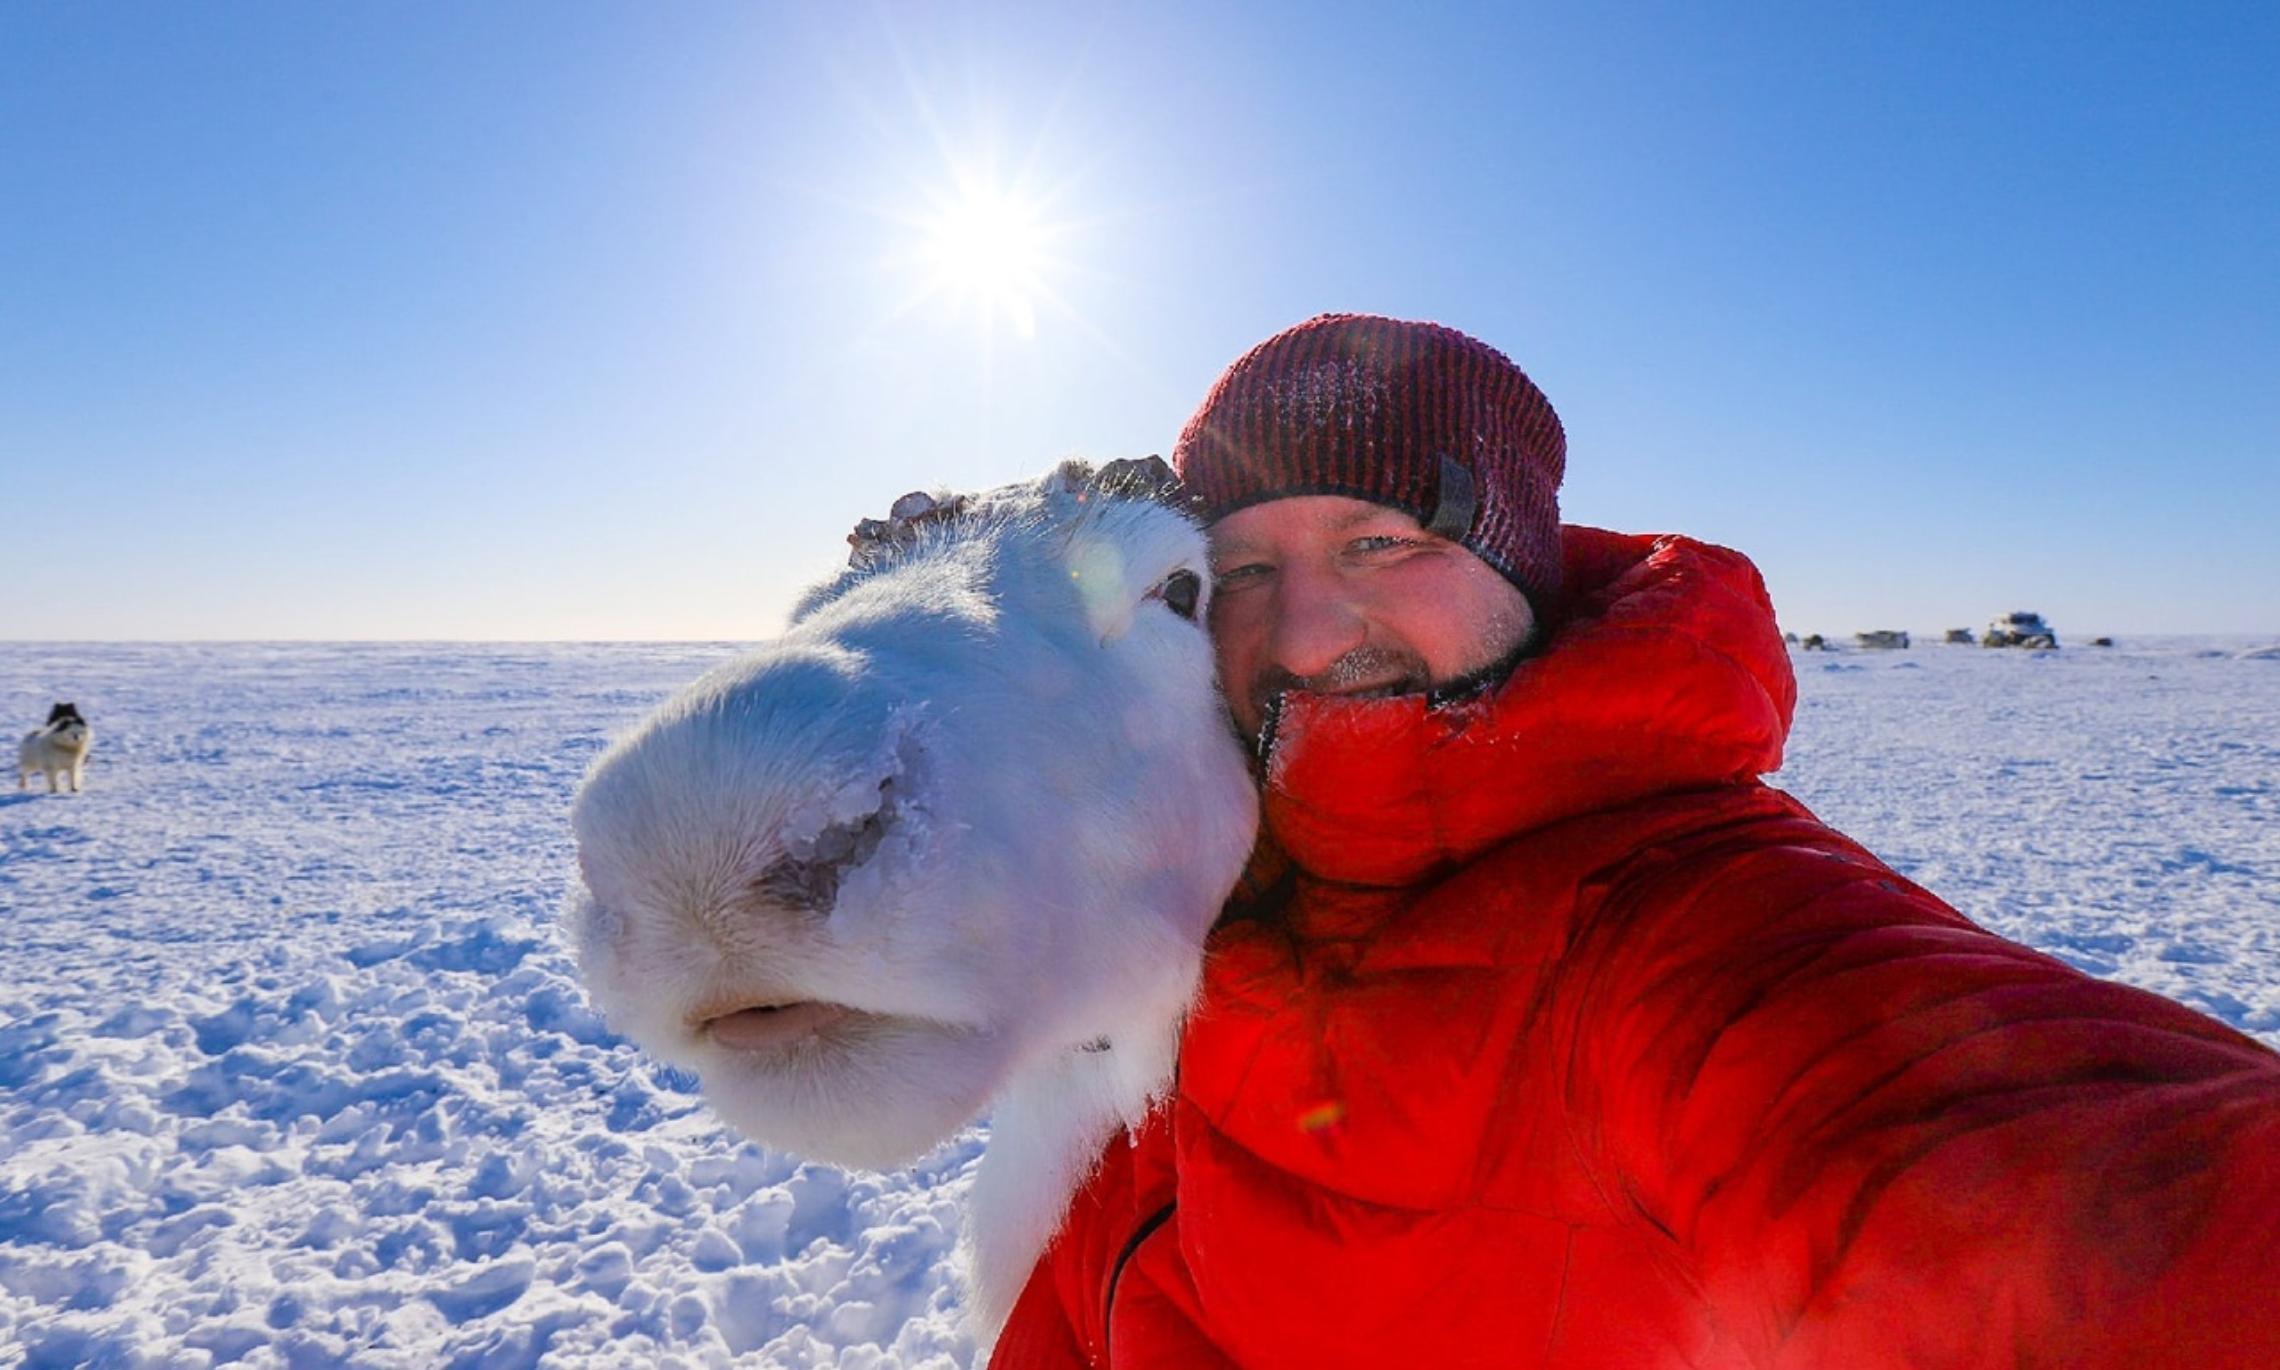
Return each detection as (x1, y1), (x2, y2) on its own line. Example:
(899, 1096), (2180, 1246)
(1212, 563), (1270, 588)
(1348, 535), (1420, 555)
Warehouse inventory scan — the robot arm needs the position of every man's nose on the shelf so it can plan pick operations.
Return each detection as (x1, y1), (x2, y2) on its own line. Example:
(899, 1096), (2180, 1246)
(1267, 563), (1366, 679)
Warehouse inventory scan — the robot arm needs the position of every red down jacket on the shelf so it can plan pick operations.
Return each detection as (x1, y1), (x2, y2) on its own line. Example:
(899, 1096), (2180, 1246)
(991, 527), (2280, 1369)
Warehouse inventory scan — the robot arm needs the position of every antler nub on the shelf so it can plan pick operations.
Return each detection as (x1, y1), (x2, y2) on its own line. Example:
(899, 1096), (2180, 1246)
(1089, 455), (1182, 505)
(848, 491), (972, 570)
(846, 457), (1194, 571)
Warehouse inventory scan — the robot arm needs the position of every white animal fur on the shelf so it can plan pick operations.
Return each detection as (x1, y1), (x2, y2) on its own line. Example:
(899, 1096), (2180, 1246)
(18, 720), (93, 794)
(569, 463), (1258, 1337)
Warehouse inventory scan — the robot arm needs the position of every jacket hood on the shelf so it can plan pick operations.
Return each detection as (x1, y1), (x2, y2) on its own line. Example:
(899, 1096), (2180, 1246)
(1258, 526), (1797, 887)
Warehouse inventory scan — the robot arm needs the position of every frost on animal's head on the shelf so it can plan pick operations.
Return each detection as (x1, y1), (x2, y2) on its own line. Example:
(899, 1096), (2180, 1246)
(794, 455), (1206, 634)
(569, 461), (1258, 1198)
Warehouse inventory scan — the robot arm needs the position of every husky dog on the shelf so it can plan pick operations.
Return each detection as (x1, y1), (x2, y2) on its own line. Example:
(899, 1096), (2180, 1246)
(19, 702), (94, 794)
(570, 460), (1258, 1336)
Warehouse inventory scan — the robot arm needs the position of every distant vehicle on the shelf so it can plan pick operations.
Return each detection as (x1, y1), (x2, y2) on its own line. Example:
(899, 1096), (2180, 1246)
(2091, 637), (2115, 648)
(1855, 630), (1910, 650)
(1982, 611), (2059, 649)
(1945, 628), (1975, 645)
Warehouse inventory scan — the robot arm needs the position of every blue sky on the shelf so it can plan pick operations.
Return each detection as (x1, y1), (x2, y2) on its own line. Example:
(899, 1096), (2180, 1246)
(4, 2), (2274, 639)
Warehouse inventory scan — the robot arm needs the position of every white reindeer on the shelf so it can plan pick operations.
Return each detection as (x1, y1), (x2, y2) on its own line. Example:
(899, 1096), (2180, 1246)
(568, 459), (1258, 1336)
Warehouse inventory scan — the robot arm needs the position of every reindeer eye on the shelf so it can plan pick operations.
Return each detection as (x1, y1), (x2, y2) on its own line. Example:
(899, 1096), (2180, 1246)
(1159, 570), (1201, 621)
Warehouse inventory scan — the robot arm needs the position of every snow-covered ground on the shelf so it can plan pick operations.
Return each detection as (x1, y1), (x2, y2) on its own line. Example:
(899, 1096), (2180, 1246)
(4, 637), (2277, 1368)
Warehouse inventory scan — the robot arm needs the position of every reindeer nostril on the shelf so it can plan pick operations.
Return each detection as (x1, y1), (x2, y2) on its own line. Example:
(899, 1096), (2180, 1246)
(755, 800), (894, 914)
(754, 856), (842, 912)
(1161, 570), (1201, 621)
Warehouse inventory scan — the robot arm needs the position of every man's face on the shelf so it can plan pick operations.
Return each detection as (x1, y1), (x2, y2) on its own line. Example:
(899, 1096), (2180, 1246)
(1205, 495), (1538, 741)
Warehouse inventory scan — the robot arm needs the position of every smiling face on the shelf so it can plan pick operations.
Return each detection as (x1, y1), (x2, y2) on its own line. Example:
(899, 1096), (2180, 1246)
(1207, 495), (1539, 741)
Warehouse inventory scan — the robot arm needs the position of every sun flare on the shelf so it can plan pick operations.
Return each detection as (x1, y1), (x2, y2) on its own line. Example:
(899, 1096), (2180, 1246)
(912, 176), (1060, 341)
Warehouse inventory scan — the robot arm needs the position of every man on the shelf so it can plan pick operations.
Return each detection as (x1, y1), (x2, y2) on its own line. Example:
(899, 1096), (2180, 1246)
(990, 314), (2280, 1367)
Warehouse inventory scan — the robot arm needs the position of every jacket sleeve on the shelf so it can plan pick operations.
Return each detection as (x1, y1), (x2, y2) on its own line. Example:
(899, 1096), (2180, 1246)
(1563, 814), (2280, 1368)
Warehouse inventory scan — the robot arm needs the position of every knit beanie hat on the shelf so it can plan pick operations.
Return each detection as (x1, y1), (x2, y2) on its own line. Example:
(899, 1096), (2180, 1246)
(1172, 313), (1567, 611)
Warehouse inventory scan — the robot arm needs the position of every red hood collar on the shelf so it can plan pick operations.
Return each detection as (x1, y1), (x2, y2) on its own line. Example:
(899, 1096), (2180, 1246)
(1258, 526), (1797, 887)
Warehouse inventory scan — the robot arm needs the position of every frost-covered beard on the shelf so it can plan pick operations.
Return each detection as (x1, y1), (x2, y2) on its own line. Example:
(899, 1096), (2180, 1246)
(1247, 644), (1433, 733)
(1243, 601), (1542, 747)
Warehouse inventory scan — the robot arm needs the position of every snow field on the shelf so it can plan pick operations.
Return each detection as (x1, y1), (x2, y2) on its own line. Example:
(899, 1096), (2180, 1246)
(1773, 638), (2280, 1035)
(3, 636), (2277, 1367)
(3, 645), (978, 1369)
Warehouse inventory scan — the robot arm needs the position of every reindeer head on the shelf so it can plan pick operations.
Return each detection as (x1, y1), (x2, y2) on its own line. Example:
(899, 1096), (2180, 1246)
(569, 461), (1257, 1170)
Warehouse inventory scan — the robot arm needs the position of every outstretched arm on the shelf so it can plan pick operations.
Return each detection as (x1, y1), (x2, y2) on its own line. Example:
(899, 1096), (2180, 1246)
(1566, 812), (2280, 1368)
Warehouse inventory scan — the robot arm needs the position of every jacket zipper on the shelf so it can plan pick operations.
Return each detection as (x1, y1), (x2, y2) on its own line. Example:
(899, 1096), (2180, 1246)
(1101, 1201), (1176, 1361)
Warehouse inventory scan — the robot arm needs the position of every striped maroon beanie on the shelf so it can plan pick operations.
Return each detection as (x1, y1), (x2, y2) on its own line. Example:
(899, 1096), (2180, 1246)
(1172, 313), (1566, 611)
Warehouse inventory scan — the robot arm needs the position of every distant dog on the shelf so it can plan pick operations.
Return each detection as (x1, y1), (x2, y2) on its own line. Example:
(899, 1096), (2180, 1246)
(18, 702), (93, 794)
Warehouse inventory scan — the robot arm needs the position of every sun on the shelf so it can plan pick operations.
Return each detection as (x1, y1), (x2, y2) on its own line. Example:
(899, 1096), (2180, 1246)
(910, 173), (1062, 342)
